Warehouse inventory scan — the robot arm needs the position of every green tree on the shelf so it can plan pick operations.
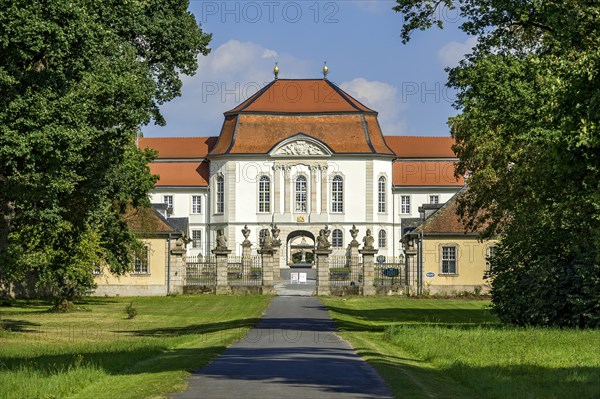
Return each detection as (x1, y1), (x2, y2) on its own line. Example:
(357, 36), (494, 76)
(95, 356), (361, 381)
(394, 0), (600, 327)
(0, 0), (211, 302)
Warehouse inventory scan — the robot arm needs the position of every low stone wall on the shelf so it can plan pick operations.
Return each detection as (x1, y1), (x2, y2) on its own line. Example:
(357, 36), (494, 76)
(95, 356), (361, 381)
(427, 284), (490, 296)
(184, 285), (275, 295)
(92, 284), (167, 297)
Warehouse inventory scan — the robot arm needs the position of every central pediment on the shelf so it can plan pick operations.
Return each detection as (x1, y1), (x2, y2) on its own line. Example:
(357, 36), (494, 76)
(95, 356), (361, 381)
(269, 134), (332, 158)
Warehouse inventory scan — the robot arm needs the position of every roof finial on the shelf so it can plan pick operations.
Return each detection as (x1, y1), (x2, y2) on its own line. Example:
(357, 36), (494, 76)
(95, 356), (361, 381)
(322, 61), (329, 80)
(273, 62), (279, 80)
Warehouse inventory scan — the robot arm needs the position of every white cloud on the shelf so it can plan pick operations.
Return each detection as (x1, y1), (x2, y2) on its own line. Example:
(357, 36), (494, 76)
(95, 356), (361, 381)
(340, 78), (407, 135)
(438, 36), (478, 67)
(144, 40), (311, 136)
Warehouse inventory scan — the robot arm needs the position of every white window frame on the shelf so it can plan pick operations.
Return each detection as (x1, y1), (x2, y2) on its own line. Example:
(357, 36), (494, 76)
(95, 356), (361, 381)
(191, 195), (202, 214)
(331, 175), (344, 213)
(215, 175), (224, 214)
(163, 195), (173, 212)
(378, 176), (386, 213)
(332, 229), (343, 248)
(295, 175), (307, 213)
(400, 195), (411, 214)
(429, 195), (440, 204)
(132, 245), (150, 275)
(192, 230), (202, 249)
(258, 175), (271, 213)
(440, 245), (457, 275)
(378, 229), (387, 248)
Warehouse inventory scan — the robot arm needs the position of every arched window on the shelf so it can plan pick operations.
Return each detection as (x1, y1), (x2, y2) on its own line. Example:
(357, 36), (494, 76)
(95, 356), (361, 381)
(259, 228), (269, 245)
(331, 175), (343, 213)
(216, 175), (224, 213)
(295, 175), (307, 212)
(258, 175), (271, 213)
(378, 176), (386, 213)
(378, 229), (387, 248)
(332, 229), (343, 248)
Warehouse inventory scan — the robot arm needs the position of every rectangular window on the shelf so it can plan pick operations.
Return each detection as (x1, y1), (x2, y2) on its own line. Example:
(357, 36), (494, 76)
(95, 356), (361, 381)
(163, 195), (173, 212)
(295, 176), (307, 212)
(429, 195), (439, 204)
(191, 196), (202, 214)
(216, 176), (224, 213)
(258, 176), (271, 213)
(400, 195), (411, 214)
(192, 230), (202, 249)
(133, 246), (150, 274)
(486, 246), (497, 271)
(441, 246), (457, 274)
(378, 177), (386, 213)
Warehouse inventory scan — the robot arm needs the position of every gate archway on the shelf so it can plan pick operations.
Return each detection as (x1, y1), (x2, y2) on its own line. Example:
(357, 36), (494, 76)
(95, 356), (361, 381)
(286, 230), (315, 266)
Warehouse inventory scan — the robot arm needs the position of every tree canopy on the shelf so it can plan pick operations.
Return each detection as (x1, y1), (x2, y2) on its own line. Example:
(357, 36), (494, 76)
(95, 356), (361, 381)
(394, 0), (600, 327)
(0, 0), (211, 300)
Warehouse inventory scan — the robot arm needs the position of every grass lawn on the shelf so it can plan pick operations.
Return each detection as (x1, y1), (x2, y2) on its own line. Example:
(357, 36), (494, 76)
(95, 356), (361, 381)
(322, 297), (600, 399)
(0, 295), (271, 399)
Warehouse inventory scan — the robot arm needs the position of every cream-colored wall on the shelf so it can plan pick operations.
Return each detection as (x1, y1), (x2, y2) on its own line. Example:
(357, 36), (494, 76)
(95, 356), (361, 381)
(421, 236), (497, 287)
(94, 238), (167, 287)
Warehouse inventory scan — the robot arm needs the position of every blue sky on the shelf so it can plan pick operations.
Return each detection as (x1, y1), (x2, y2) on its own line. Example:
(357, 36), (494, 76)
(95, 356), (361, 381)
(143, 0), (476, 138)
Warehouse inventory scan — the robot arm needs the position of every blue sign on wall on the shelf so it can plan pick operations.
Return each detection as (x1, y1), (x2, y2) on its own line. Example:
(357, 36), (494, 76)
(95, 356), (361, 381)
(376, 255), (386, 263)
(425, 272), (435, 278)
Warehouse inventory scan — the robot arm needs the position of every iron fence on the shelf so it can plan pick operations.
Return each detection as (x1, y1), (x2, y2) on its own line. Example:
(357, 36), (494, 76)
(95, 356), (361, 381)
(374, 257), (405, 286)
(329, 256), (362, 286)
(227, 255), (262, 286)
(186, 255), (216, 286)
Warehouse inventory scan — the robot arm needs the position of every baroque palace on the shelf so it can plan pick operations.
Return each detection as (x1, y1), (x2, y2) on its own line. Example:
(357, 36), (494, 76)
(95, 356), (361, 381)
(140, 74), (464, 264)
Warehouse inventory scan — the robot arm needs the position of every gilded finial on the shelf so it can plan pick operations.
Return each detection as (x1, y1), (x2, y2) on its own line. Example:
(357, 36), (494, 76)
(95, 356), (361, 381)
(323, 61), (328, 80)
(274, 62), (279, 80)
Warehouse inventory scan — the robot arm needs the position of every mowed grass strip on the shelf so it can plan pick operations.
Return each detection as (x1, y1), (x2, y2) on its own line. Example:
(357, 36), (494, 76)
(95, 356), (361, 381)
(322, 297), (600, 399)
(0, 295), (271, 399)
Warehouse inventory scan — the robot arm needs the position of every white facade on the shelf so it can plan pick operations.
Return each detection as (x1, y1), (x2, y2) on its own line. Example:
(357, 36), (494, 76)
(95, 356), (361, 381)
(149, 153), (462, 265)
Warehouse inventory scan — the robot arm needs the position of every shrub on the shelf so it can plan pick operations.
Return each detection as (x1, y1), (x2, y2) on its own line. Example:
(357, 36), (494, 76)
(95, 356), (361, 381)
(125, 302), (137, 319)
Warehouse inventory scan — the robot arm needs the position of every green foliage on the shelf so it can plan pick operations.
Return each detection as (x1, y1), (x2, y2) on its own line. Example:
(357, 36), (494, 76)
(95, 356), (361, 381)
(394, 1), (600, 327)
(0, 1), (211, 298)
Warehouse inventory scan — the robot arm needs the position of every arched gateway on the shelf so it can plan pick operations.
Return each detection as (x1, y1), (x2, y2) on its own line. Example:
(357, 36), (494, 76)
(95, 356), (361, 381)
(286, 230), (315, 267)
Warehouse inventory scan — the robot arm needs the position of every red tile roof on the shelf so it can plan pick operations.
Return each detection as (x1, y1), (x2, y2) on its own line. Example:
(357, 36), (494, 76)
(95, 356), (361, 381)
(385, 136), (456, 158)
(139, 137), (216, 159)
(125, 207), (178, 234)
(414, 192), (482, 234)
(393, 161), (464, 187)
(226, 79), (375, 114)
(149, 162), (209, 187)
(211, 114), (394, 155)
(210, 79), (394, 155)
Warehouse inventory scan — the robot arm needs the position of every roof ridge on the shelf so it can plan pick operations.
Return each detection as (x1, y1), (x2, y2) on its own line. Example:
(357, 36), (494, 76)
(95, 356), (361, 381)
(414, 188), (466, 233)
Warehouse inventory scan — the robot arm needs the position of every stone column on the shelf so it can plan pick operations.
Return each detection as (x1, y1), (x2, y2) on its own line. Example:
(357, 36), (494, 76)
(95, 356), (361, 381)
(310, 165), (318, 214)
(273, 165), (281, 214)
(348, 224), (360, 282)
(212, 248), (232, 294)
(259, 248), (275, 294)
(360, 248), (378, 296)
(404, 237), (418, 294)
(241, 240), (252, 279)
(269, 224), (281, 281)
(283, 165), (291, 214)
(169, 241), (186, 295)
(314, 249), (332, 296)
(319, 165), (328, 214)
